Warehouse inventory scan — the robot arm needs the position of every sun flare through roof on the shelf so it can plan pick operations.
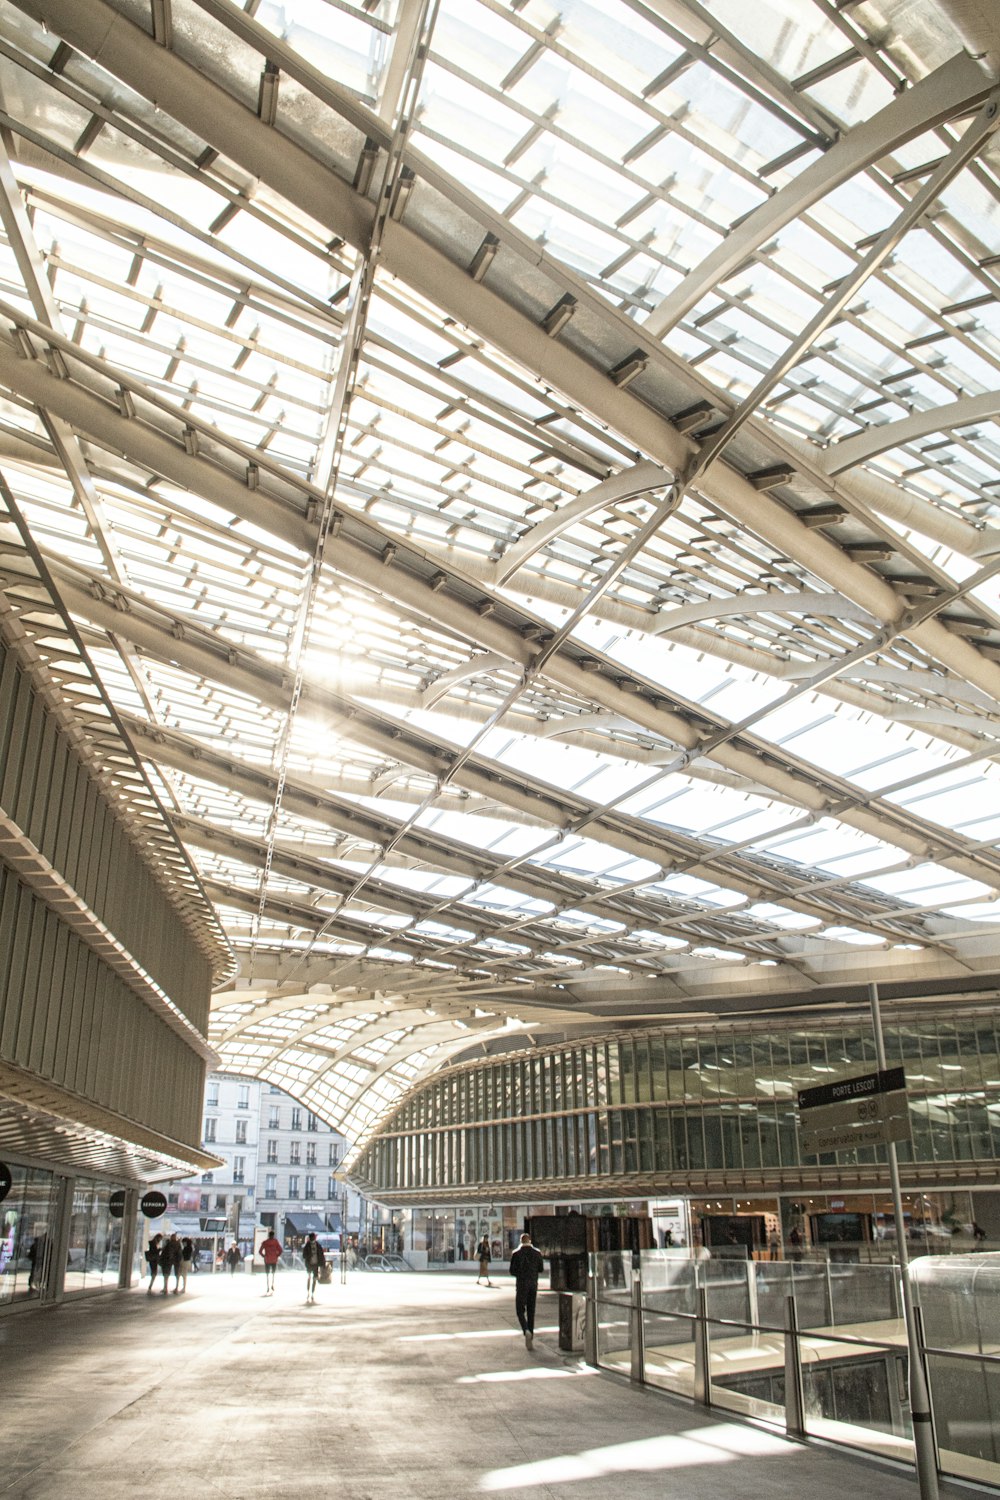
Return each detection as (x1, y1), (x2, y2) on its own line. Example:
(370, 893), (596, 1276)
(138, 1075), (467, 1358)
(1, 0), (1000, 1150)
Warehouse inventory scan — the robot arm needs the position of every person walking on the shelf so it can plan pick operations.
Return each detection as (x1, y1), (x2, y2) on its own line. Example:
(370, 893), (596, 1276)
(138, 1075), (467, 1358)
(226, 1242), (242, 1275)
(160, 1233), (182, 1295)
(509, 1232), (544, 1350)
(259, 1230), (283, 1293)
(179, 1237), (194, 1293)
(302, 1232), (326, 1303)
(475, 1235), (493, 1286)
(145, 1233), (162, 1294)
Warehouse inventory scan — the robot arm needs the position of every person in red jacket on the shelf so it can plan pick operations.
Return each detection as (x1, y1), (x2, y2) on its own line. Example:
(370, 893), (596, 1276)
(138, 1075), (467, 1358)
(258, 1232), (283, 1294)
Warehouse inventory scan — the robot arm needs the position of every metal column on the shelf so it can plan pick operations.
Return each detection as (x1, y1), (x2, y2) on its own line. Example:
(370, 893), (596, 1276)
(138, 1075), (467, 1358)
(585, 1252), (599, 1367)
(629, 1251), (645, 1386)
(693, 1285), (711, 1407)
(868, 981), (939, 1500)
(784, 1294), (806, 1438)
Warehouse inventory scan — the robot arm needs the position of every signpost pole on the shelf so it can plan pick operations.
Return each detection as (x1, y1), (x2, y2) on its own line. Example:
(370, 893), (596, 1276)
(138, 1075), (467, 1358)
(867, 982), (938, 1500)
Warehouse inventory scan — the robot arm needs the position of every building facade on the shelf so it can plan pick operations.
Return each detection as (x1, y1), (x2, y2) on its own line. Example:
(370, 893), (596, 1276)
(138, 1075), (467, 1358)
(255, 1082), (362, 1243)
(164, 1074), (363, 1251)
(0, 488), (230, 1314)
(350, 1005), (1000, 1266)
(164, 1072), (262, 1249)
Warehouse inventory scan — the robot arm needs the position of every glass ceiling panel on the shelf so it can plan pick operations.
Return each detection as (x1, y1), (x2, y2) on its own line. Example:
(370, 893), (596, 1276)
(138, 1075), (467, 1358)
(0, 0), (997, 1145)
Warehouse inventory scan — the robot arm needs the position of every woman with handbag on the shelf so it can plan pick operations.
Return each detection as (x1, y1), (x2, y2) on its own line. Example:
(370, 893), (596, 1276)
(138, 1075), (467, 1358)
(476, 1235), (493, 1286)
(303, 1232), (326, 1303)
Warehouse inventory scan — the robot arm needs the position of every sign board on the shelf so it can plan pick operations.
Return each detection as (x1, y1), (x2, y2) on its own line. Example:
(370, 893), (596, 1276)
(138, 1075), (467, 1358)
(109, 1189), (127, 1219)
(0, 1162), (11, 1204)
(140, 1189), (167, 1219)
(798, 1067), (910, 1156)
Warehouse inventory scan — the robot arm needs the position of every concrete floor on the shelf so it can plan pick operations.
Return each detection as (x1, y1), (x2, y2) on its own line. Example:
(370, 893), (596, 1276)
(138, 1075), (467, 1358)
(0, 1270), (978, 1499)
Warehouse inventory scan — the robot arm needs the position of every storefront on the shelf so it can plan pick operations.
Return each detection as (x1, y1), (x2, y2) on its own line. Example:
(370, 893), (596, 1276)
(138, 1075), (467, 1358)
(366, 1188), (998, 1270)
(0, 1158), (142, 1311)
(0, 1163), (60, 1306)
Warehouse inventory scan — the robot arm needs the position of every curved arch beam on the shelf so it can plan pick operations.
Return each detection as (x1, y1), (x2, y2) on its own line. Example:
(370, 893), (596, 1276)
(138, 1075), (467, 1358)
(825, 391), (1000, 476)
(421, 652), (516, 708)
(12, 0), (1000, 745)
(298, 1009), (488, 1088)
(776, 661), (1000, 710)
(888, 706), (1000, 734)
(650, 589), (878, 634)
(535, 712), (651, 741)
(643, 53), (995, 337)
(494, 460), (668, 584)
(213, 1006), (385, 1048)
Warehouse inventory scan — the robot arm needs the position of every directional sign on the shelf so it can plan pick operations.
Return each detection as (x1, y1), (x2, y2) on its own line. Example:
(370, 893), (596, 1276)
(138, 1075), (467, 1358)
(798, 1067), (910, 1156)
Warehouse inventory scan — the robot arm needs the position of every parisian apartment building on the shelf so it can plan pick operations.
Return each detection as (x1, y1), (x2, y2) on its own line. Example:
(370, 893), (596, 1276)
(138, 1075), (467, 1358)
(164, 1073), (362, 1245)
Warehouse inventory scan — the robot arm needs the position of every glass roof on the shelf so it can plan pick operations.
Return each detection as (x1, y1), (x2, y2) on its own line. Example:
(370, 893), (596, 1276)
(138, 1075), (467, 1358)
(1, 0), (1000, 1146)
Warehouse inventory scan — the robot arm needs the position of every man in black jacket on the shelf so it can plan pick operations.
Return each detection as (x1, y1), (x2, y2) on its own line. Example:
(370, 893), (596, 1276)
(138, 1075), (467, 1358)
(508, 1233), (544, 1349)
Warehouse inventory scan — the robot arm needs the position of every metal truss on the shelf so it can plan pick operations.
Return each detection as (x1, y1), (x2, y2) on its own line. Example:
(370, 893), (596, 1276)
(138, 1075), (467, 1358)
(2, 0), (1000, 1151)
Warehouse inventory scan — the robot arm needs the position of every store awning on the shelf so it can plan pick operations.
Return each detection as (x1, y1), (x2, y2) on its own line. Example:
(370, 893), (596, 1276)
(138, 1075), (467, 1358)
(284, 1212), (327, 1236)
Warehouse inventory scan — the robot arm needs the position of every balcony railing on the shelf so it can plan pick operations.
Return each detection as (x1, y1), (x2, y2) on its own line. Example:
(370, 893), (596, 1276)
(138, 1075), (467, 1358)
(584, 1248), (1000, 1487)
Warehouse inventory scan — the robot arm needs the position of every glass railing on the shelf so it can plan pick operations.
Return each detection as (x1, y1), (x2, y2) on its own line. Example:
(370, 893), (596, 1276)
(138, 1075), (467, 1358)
(585, 1248), (1000, 1488)
(912, 1254), (1000, 1487)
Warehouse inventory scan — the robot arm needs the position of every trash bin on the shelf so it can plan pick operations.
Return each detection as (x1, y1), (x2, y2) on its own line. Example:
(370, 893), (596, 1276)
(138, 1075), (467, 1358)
(558, 1292), (586, 1352)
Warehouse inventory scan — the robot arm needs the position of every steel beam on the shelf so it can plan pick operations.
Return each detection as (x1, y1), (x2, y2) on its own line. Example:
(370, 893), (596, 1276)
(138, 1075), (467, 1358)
(115, 714), (705, 929)
(420, 651), (516, 707)
(48, 551), (1000, 910)
(494, 460), (668, 583)
(643, 52), (994, 337)
(937, 0), (1000, 79)
(13, 0), (1000, 744)
(7, 342), (990, 883)
(651, 589), (877, 634)
(825, 390), (1000, 474)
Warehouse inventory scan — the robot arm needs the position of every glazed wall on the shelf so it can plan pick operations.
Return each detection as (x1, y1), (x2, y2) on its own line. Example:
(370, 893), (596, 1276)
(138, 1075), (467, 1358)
(352, 1012), (1000, 1202)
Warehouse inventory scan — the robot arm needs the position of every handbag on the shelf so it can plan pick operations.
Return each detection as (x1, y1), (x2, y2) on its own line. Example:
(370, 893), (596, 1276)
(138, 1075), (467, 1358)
(317, 1263), (333, 1284)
